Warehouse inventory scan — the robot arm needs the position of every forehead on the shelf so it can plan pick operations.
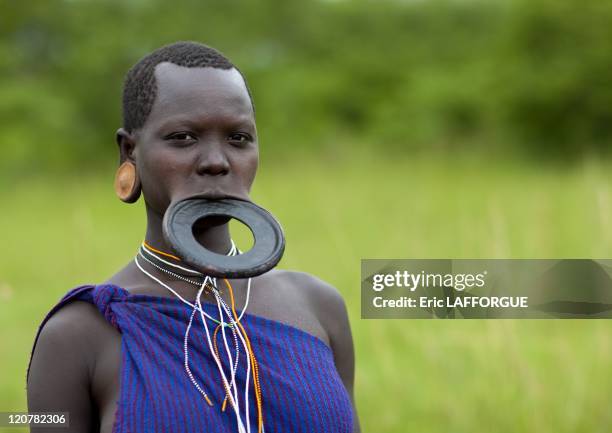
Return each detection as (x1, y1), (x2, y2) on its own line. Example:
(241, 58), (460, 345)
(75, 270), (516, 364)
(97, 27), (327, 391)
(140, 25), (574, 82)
(144, 62), (253, 129)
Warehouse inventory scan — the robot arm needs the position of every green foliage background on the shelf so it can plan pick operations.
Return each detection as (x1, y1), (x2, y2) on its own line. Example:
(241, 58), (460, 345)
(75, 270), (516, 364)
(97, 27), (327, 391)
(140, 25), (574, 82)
(2, 0), (612, 176)
(2, 0), (612, 432)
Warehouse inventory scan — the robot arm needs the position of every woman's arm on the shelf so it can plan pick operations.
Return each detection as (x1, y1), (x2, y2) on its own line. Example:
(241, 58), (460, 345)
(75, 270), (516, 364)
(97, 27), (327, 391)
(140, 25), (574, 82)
(324, 287), (361, 433)
(27, 301), (99, 433)
(305, 275), (362, 433)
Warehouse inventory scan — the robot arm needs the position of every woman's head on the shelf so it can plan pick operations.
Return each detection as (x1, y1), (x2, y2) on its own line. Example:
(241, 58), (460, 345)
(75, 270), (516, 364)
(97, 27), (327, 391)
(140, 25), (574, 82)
(115, 41), (258, 217)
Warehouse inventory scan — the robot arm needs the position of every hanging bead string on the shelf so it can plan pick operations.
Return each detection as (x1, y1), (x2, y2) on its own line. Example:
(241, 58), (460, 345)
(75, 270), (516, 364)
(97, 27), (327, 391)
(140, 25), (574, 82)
(136, 244), (249, 433)
(225, 278), (264, 433)
(184, 305), (214, 406)
(204, 277), (265, 433)
(205, 275), (248, 421)
(134, 244), (242, 418)
(195, 277), (247, 433)
(187, 289), (241, 408)
(134, 240), (264, 433)
(138, 243), (247, 420)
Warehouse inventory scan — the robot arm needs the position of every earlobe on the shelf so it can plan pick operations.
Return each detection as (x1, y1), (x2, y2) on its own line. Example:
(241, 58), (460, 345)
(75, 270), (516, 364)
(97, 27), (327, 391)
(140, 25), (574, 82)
(114, 128), (141, 203)
(114, 161), (142, 203)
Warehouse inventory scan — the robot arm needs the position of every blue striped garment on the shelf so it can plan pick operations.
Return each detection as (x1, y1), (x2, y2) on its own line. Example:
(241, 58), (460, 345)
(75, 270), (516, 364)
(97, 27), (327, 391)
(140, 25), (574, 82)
(27, 284), (354, 432)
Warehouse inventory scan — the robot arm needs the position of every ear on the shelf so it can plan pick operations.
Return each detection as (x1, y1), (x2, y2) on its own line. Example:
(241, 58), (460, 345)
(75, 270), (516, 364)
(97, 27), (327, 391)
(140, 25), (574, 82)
(114, 127), (142, 204)
(116, 127), (137, 164)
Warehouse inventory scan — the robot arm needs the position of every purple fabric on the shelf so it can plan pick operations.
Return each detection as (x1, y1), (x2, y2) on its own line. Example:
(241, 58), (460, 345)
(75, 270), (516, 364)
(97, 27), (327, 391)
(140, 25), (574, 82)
(27, 284), (354, 432)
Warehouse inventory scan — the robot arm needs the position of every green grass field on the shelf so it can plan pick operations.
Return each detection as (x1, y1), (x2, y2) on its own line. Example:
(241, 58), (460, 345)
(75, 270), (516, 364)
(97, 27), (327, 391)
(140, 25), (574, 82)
(1, 153), (611, 433)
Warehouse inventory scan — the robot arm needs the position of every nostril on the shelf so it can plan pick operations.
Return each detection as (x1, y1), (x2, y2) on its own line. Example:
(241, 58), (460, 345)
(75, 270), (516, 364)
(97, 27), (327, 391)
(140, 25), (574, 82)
(196, 145), (231, 176)
(197, 161), (230, 176)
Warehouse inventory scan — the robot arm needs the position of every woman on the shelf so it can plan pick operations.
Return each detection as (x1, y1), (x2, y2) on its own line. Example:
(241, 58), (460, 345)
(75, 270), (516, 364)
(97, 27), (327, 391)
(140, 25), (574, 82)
(27, 41), (359, 433)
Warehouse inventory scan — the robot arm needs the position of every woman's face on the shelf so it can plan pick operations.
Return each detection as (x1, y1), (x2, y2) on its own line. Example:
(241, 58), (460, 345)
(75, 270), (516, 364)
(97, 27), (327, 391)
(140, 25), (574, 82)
(126, 62), (259, 216)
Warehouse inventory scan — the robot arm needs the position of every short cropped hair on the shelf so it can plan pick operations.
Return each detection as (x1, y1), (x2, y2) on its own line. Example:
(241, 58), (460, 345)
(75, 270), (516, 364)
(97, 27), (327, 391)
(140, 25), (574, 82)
(122, 41), (252, 133)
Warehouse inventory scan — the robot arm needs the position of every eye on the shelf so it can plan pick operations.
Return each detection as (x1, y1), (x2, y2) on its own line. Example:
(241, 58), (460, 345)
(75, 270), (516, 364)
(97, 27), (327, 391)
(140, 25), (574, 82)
(166, 131), (198, 144)
(227, 132), (252, 145)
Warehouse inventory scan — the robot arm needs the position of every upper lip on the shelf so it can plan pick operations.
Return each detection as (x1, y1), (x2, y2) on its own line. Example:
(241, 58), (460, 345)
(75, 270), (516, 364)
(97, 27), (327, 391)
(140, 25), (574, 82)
(186, 191), (250, 202)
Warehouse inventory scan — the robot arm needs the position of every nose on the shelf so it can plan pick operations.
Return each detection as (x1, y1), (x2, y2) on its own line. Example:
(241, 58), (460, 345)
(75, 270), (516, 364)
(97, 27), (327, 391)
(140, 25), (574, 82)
(196, 143), (230, 176)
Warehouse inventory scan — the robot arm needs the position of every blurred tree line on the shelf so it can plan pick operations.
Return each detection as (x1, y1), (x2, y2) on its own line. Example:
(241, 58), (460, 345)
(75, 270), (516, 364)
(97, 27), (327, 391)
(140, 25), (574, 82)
(1, 0), (612, 175)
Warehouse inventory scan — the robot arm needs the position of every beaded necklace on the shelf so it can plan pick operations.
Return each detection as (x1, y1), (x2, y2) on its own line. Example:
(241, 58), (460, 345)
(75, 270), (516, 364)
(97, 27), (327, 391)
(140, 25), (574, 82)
(133, 241), (264, 433)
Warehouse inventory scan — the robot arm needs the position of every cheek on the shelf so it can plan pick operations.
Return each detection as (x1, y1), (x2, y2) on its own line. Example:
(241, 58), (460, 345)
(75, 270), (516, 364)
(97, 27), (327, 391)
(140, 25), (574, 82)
(138, 148), (185, 207)
(242, 150), (259, 188)
(141, 145), (190, 182)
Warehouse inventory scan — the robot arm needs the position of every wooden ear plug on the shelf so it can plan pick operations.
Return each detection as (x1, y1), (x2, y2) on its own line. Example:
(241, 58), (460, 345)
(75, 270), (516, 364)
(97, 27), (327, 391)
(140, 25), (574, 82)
(114, 161), (141, 203)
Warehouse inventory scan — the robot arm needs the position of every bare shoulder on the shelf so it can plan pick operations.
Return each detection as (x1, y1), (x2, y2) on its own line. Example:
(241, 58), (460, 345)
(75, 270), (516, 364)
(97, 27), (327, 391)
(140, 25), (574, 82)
(267, 269), (347, 305)
(30, 300), (107, 383)
(269, 269), (350, 341)
(43, 298), (105, 327)
(40, 299), (110, 342)
(27, 300), (109, 432)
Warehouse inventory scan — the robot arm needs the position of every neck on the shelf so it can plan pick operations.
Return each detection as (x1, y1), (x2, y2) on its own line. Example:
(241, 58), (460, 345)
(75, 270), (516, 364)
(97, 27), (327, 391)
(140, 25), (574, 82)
(144, 206), (233, 260)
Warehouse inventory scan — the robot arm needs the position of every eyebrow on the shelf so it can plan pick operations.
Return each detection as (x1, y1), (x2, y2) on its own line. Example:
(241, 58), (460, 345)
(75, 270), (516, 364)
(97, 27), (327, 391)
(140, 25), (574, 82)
(156, 114), (255, 134)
